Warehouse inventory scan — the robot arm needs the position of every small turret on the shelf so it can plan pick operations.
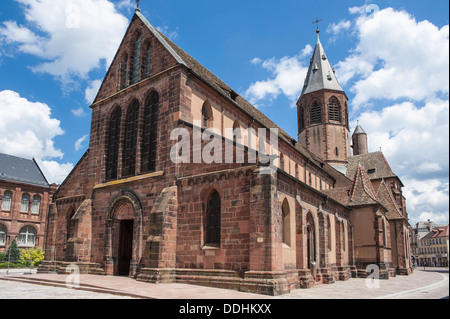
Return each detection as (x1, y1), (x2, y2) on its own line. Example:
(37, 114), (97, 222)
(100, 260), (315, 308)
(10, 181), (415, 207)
(352, 122), (368, 155)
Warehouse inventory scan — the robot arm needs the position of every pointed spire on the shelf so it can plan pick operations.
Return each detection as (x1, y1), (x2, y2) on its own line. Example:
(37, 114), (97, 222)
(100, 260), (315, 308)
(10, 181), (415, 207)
(301, 21), (344, 96)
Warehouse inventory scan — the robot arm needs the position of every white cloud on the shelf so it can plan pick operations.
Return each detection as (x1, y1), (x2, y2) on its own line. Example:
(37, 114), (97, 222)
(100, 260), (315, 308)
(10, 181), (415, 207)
(0, 90), (64, 160)
(0, 0), (129, 81)
(403, 179), (449, 225)
(335, 7), (449, 108)
(74, 134), (89, 152)
(245, 46), (311, 107)
(353, 99), (449, 179)
(71, 107), (87, 117)
(42, 160), (74, 185)
(327, 19), (351, 35)
(85, 79), (102, 104)
(155, 25), (178, 41)
(251, 57), (262, 65)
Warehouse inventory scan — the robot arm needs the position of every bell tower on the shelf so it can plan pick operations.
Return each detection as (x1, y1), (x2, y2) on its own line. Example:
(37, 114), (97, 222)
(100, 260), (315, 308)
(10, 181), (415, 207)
(297, 25), (351, 168)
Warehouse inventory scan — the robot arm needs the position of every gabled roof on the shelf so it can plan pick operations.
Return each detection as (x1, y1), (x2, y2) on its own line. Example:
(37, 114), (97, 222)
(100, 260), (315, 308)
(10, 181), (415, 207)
(301, 32), (344, 96)
(348, 163), (382, 207)
(134, 12), (337, 174)
(376, 179), (403, 219)
(346, 151), (400, 184)
(0, 153), (50, 188)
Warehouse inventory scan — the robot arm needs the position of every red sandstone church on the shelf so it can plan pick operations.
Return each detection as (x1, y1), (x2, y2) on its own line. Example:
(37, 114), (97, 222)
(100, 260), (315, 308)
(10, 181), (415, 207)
(38, 8), (413, 295)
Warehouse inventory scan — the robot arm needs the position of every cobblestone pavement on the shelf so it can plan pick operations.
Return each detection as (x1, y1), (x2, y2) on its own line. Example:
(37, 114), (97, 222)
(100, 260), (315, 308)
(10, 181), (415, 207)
(0, 267), (448, 299)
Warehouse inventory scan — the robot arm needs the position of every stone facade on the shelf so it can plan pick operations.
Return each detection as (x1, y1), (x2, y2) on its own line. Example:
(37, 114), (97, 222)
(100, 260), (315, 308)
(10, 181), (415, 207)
(38, 10), (412, 295)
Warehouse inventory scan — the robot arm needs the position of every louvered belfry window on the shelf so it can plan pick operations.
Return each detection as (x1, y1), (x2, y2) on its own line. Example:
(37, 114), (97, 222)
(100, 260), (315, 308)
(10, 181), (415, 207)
(310, 101), (322, 125)
(141, 91), (159, 173)
(328, 98), (341, 122)
(123, 100), (139, 177)
(106, 107), (121, 181)
(131, 33), (142, 84)
(205, 191), (221, 245)
(299, 107), (305, 132)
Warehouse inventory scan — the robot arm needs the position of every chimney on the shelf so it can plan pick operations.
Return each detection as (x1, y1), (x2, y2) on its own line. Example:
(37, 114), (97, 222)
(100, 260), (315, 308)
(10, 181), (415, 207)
(428, 219), (432, 232)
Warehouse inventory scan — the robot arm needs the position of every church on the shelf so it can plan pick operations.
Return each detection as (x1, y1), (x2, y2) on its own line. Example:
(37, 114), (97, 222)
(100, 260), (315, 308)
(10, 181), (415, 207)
(38, 7), (413, 295)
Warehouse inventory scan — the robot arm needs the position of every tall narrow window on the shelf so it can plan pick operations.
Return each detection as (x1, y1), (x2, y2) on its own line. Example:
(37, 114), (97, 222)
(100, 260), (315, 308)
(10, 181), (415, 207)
(141, 91), (159, 173)
(18, 226), (36, 247)
(121, 55), (128, 89)
(201, 101), (212, 129)
(328, 97), (341, 122)
(20, 194), (30, 213)
(31, 195), (41, 214)
(1, 191), (12, 211)
(131, 33), (142, 84)
(106, 107), (121, 181)
(123, 100), (139, 177)
(310, 101), (322, 125)
(299, 106), (305, 132)
(144, 42), (151, 78)
(205, 191), (221, 246)
(0, 224), (6, 246)
(282, 199), (291, 246)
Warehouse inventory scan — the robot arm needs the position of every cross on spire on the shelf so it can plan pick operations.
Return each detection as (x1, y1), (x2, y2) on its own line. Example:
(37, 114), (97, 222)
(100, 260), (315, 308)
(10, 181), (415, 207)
(136, 0), (141, 11)
(312, 16), (323, 33)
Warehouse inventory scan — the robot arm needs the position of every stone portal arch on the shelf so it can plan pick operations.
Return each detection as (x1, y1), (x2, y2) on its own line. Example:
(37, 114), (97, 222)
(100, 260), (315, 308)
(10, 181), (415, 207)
(105, 191), (143, 277)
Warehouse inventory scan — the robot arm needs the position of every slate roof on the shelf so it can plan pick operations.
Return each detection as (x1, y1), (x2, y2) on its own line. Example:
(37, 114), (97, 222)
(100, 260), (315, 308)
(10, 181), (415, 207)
(0, 153), (50, 187)
(301, 32), (344, 96)
(353, 124), (367, 135)
(346, 152), (400, 183)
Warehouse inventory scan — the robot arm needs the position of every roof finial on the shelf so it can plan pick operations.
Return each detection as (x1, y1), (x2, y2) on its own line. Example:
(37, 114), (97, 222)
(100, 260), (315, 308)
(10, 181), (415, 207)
(312, 16), (323, 39)
(135, 0), (141, 12)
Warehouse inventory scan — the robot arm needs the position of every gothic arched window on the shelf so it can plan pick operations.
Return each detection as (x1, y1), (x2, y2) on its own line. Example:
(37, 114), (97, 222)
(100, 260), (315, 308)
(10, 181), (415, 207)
(328, 97), (341, 122)
(106, 107), (122, 181)
(144, 42), (151, 78)
(131, 33), (142, 84)
(310, 101), (322, 125)
(282, 199), (291, 246)
(141, 91), (159, 173)
(121, 55), (128, 89)
(201, 101), (213, 129)
(205, 191), (221, 246)
(123, 100), (139, 177)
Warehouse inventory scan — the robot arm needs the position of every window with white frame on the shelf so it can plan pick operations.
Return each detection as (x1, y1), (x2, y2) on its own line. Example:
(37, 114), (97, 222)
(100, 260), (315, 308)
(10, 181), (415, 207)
(31, 195), (41, 214)
(1, 191), (12, 211)
(20, 194), (30, 213)
(18, 226), (36, 247)
(0, 224), (6, 246)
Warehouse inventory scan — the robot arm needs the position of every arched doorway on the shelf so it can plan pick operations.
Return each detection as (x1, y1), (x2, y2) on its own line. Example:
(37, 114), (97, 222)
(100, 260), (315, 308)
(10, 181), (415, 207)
(106, 193), (143, 277)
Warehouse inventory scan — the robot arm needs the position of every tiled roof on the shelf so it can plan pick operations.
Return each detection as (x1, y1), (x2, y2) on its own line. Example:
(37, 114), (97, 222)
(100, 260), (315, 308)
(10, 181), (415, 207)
(0, 153), (49, 187)
(376, 179), (403, 219)
(348, 163), (381, 206)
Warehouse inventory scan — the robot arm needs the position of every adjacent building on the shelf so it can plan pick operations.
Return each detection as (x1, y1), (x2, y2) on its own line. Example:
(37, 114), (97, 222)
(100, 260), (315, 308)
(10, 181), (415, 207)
(0, 153), (57, 253)
(37, 8), (412, 295)
(418, 224), (449, 267)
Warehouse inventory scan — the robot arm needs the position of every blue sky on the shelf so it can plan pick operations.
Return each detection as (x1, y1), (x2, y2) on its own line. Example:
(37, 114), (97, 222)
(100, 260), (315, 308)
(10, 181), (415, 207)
(0, 0), (448, 225)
